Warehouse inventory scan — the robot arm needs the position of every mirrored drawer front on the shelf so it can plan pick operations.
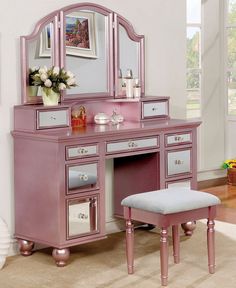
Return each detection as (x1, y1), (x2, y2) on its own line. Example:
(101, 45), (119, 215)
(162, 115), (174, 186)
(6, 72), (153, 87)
(37, 108), (69, 129)
(165, 132), (192, 146)
(67, 195), (99, 239)
(106, 137), (159, 153)
(167, 149), (191, 177)
(142, 101), (168, 119)
(166, 179), (192, 188)
(66, 144), (98, 160)
(67, 163), (98, 194)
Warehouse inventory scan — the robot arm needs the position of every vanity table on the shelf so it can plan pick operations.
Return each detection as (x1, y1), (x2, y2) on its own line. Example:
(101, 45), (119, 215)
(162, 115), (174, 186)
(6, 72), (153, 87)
(12, 3), (201, 266)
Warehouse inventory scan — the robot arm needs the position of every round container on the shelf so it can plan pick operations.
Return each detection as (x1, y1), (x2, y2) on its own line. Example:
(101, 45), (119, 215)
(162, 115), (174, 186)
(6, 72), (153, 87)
(94, 113), (110, 125)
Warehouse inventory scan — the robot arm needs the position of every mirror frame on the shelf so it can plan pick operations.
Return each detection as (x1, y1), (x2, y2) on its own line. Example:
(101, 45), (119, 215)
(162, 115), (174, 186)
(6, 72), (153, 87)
(20, 3), (145, 105)
(114, 14), (145, 98)
(21, 11), (60, 104)
(59, 3), (114, 101)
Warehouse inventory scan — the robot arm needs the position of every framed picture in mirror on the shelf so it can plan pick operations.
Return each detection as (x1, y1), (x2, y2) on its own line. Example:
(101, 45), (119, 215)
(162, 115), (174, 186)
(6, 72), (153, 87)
(65, 11), (97, 58)
(39, 24), (51, 57)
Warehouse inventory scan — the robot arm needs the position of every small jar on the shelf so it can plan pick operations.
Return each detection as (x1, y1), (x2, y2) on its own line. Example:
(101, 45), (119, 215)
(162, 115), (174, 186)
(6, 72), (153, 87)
(94, 112), (110, 125)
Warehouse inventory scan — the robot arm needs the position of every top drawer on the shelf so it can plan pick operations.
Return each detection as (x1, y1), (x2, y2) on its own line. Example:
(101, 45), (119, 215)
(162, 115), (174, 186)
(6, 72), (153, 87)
(37, 108), (70, 129)
(106, 136), (159, 154)
(165, 132), (192, 147)
(142, 100), (169, 119)
(66, 144), (98, 160)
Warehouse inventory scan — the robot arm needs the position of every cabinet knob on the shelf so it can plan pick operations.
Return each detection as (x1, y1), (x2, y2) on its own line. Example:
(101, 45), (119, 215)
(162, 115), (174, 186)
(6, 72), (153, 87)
(174, 136), (184, 142)
(175, 160), (184, 165)
(50, 116), (56, 120)
(79, 174), (88, 181)
(78, 148), (88, 154)
(152, 107), (158, 111)
(128, 141), (138, 148)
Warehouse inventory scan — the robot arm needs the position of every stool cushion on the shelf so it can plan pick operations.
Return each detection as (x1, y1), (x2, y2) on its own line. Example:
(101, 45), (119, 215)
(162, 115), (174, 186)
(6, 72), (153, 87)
(121, 188), (221, 215)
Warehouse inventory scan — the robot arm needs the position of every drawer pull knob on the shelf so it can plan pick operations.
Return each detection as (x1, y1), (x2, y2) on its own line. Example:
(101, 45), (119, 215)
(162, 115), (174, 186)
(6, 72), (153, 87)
(78, 148), (89, 154)
(50, 116), (56, 120)
(174, 136), (184, 142)
(152, 107), (158, 111)
(128, 141), (138, 148)
(79, 174), (88, 181)
(175, 160), (184, 165)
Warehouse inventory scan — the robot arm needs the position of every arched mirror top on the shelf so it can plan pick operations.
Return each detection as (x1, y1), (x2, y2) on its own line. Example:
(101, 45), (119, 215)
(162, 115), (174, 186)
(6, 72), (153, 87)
(21, 2), (145, 104)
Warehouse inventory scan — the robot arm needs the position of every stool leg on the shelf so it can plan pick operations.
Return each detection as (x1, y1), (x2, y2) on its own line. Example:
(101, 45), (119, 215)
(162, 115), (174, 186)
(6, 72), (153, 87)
(207, 219), (215, 274)
(126, 219), (134, 274)
(160, 227), (169, 286)
(172, 225), (180, 264)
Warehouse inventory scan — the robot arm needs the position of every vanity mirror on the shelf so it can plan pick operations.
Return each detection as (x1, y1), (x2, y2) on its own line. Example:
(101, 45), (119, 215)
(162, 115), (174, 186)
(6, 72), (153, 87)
(21, 3), (144, 104)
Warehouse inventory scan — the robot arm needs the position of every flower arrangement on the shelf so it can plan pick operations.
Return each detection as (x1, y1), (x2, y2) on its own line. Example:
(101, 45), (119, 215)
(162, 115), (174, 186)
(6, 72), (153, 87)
(222, 159), (236, 169)
(30, 66), (77, 95)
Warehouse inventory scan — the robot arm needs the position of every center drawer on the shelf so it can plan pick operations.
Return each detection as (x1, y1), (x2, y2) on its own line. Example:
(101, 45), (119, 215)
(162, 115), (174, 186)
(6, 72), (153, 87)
(106, 136), (159, 154)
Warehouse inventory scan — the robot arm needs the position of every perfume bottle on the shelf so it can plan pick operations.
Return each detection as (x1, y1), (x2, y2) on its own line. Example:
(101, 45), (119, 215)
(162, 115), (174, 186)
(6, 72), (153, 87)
(125, 69), (134, 98)
(133, 78), (141, 98)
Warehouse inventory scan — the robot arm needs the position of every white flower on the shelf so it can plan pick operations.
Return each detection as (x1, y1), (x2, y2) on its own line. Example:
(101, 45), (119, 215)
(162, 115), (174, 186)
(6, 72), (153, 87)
(67, 77), (76, 86)
(40, 73), (48, 82)
(31, 66), (39, 72)
(44, 79), (52, 87)
(53, 66), (60, 75)
(39, 66), (48, 74)
(58, 83), (66, 90)
(67, 71), (74, 78)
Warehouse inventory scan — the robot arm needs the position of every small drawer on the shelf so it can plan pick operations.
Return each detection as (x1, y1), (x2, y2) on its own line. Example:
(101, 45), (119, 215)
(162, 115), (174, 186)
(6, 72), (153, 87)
(66, 162), (99, 194)
(37, 108), (69, 129)
(165, 132), (192, 146)
(67, 194), (99, 239)
(142, 101), (169, 119)
(106, 136), (159, 153)
(66, 144), (98, 160)
(167, 149), (191, 177)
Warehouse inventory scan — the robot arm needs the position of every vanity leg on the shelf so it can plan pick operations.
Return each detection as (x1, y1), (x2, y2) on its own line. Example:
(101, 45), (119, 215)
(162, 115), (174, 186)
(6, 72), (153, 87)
(181, 221), (196, 236)
(52, 248), (70, 267)
(18, 239), (34, 256)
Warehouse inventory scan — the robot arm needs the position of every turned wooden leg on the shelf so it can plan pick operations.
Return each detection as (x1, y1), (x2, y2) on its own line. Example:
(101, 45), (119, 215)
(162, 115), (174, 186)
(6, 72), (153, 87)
(172, 225), (180, 264)
(126, 219), (134, 274)
(18, 239), (34, 256)
(52, 248), (70, 267)
(160, 227), (169, 286)
(181, 221), (196, 236)
(207, 219), (215, 274)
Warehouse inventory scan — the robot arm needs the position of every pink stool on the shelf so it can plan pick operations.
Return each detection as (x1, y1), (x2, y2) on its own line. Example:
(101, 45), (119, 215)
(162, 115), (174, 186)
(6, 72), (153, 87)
(121, 188), (221, 286)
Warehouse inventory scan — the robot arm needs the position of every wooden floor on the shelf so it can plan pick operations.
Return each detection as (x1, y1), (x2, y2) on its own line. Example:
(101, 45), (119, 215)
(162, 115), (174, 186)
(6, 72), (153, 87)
(202, 184), (236, 224)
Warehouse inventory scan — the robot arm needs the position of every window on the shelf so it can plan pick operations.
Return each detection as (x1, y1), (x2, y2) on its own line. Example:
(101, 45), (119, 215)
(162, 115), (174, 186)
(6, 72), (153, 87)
(226, 0), (236, 115)
(186, 0), (202, 118)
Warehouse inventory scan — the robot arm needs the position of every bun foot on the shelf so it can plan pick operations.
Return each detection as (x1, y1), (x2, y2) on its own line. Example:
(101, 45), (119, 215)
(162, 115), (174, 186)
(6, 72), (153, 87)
(52, 248), (70, 267)
(181, 221), (196, 236)
(18, 239), (34, 256)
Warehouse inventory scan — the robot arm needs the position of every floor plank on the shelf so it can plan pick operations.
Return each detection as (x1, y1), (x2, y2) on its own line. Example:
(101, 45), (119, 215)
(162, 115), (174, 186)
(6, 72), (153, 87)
(202, 184), (236, 224)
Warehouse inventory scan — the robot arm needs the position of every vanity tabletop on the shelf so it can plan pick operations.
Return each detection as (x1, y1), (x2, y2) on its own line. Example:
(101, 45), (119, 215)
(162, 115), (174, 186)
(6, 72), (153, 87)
(12, 119), (201, 141)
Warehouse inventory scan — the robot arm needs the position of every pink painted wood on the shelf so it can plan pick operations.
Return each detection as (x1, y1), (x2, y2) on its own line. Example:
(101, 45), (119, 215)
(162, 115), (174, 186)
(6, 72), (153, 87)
(123, 205), (217, 286)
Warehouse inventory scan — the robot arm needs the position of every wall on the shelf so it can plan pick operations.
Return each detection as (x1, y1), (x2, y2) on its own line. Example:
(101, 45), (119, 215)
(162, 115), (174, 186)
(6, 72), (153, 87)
(1, 0), (226, 254)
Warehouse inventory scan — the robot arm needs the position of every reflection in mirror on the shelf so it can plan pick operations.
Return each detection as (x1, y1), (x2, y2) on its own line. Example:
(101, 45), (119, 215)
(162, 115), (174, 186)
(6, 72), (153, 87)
(27, 23), (54, 100)
(68, 196), (98, 238)
(119, 24), (139, 80)
(64, 10), (108, 96)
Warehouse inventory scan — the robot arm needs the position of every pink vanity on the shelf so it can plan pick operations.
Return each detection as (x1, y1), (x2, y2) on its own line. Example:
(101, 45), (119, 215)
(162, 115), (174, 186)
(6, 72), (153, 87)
(12, 3), (201, 266)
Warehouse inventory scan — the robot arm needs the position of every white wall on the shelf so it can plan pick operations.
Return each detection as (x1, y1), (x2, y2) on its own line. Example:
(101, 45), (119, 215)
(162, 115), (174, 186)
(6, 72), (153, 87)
(0, 0), (226, 252)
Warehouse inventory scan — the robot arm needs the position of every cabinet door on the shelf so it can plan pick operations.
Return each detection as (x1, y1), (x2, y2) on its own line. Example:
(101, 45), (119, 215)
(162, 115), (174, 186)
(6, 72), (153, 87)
(167, 149), (191, 177)
(67, 196), (98, 239)
(67, 162), (98, 194)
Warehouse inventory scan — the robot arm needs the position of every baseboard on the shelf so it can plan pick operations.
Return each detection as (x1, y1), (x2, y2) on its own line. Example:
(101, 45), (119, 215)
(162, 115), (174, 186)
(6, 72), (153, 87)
(197, 177), (227, 189)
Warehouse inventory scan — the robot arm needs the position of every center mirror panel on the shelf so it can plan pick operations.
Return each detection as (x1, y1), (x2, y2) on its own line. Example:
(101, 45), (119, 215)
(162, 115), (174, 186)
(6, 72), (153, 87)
(60, 7), (114, 100)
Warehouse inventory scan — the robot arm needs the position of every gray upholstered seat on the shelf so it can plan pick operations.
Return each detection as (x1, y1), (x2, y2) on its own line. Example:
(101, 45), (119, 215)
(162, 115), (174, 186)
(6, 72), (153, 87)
(121, 188), (221, 215)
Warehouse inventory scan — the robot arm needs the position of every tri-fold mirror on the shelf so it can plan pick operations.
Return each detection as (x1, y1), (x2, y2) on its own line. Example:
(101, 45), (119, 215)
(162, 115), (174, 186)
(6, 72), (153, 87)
(21, 3), (144, 104)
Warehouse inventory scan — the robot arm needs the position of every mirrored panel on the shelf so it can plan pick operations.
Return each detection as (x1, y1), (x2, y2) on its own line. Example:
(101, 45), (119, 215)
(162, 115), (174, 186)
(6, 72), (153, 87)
(26, 23), (54, 102)
(119, 25), (139, 80)
(67, 163), (98, 193)
(67, 196), (98, 238)
(62, 9), (112, 99)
